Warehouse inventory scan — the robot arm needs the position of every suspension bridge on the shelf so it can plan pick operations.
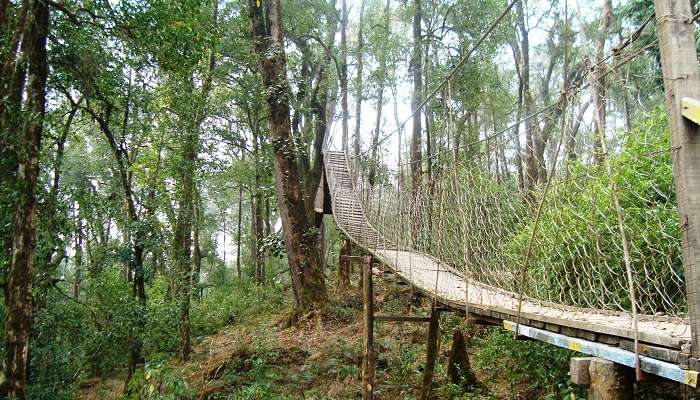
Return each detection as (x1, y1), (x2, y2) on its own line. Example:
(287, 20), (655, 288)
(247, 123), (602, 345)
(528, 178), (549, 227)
(309, 0), (700, 394)
(320, 149), (698, 387)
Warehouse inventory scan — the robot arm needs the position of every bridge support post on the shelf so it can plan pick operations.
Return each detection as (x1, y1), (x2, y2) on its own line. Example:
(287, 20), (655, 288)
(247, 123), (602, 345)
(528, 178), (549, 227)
(361, 255), (375, 400)
(420, 304), (440, 400)
(571, 357), (633, 400)
(588, 358), (633, 400)
(654, 0), (700, 357)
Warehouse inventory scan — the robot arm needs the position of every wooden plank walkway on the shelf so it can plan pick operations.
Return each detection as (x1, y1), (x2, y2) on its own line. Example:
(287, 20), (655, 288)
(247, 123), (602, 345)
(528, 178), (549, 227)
(323, 150), (692, 354)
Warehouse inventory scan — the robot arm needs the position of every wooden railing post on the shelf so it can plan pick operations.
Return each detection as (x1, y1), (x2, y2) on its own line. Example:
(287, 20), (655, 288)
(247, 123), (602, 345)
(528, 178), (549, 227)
(654, 0), (700, 357)
(361, 255), (375, 400)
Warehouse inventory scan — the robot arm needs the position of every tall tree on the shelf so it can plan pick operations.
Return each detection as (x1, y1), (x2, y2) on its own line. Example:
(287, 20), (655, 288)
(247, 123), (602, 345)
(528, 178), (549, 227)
(590, 0), (612, 164)
(368, 0), (391, 186)
(514, 0), (537, 194)
(2, 0), (49, 397)
(340, 0), (349, 152)
(353, 0), (367, 157)
(171, 0), (218, 362)
(410, 0), (423, 191)
(248, 0), (329, 314)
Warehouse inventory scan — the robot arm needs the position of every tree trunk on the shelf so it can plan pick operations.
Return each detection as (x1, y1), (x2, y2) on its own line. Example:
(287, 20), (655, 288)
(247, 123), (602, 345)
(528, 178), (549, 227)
(248, 0), (327, 313)
(172, 119), (197, 362)
(516, 1), (537, 195)
(252, 190), (265, 284)
(74, 205), (83, 299)
(3, 0), (48, 396)
(513, 75), (525, 191)
(447, 329), (476, 387)
(340, 0), (349, 153)
(252, 128), (265, 284)
(410, 0), (423, 192)
(173, 2), (218, 362)
(338, 238), (351, 290)
(236, 182), (243, 279)
(368, 0), (389, 186)
(37, 101), (77, 288)
(192, 188), (203, 300)
(264, 197), (272, 238)
(391, 85), (404, 186)
(565, 99), (591, 166)
(590, 0), (612, 164)
(0, 3), (29, 266)
(352, 0), (366, 157)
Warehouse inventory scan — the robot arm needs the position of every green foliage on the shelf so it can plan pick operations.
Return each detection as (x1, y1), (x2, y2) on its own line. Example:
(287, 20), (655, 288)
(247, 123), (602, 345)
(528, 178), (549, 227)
(25, 266), (286, 398)
(471, 327), (583, 399)
(191, 278), (286, 338)
(503, 109), (684, 313)
(211, 342), (287, 400)
(29, 268), (136, 399)
(125, 361), (192, 400)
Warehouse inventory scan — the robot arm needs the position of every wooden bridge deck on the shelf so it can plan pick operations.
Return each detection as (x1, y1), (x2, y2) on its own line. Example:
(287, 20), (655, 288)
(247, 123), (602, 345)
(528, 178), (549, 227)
(322, 150), (698, 385)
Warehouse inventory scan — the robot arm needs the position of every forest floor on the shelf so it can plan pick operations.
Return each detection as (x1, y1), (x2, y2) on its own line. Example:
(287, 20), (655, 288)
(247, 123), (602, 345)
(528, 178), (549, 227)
(78, 273), (689, 400)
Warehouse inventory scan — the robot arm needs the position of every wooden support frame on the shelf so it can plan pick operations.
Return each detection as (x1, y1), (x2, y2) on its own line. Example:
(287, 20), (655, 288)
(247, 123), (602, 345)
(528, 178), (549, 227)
(654, 0), (700, 357)
(361, 255), (375, 400)
(359, 257), (445, 399)
(375, 315), (431, 322)
(681, 98), (700, 126)
(504, 321), (699, 387)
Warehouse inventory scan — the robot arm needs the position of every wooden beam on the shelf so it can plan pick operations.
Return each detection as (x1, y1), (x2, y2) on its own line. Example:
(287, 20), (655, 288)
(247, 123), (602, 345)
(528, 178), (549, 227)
(654, 0), (700, 357)
(375, 315), (431, 322)
(361, 255), (375, 400)
(503, 321), (699, 387)
(681, 98), (700, 126)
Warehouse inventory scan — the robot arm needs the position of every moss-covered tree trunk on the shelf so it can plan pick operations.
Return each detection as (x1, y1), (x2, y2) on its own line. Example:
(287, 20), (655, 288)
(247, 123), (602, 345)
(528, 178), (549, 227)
(2, 0), (49, 397)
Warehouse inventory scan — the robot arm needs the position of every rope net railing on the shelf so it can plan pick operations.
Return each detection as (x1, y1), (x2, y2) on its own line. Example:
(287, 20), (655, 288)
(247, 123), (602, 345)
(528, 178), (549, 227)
(322, 3), (693, 346)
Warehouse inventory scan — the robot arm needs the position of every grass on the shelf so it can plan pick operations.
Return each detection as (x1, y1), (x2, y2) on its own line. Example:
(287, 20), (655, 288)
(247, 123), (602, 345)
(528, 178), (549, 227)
(79, 269), (695, 400)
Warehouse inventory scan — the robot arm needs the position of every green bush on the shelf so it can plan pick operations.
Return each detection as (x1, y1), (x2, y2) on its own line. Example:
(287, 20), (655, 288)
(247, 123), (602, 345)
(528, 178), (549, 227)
(471, 327), (582, 399)
(29, 267), (136, 399)
(191, 278), (286, 338)
(24, 263), (286, 399)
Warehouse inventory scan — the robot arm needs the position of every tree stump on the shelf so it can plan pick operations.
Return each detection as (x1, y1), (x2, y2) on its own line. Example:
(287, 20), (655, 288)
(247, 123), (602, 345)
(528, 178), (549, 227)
(419, 304), (440, 400)
(338, 239), (351, 290)
(447, 329), (476, 387)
